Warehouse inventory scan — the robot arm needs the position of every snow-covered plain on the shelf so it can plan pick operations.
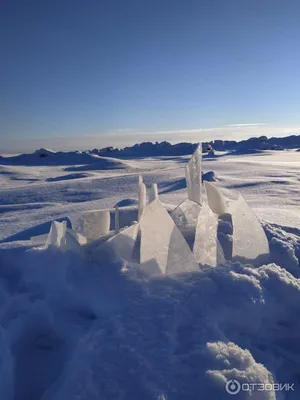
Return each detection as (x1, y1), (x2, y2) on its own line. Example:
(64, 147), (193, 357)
(1, 147), (300, 399)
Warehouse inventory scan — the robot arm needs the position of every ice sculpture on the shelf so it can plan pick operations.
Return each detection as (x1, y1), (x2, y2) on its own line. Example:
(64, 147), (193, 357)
(138, 175), (146, 221)
(45, 221), (67, 248)
(101, 223), (140, 262)
(193, 203), (225, 267)
(70, 210), (110, 241)
(148, 183), (158, 203)
(170, 199), (202, 227)
(230, 195), (269, 261)
(115, 206), (120, 234)
(140, 199), (199, 275)
(185, 143), (202, 204)
(205, 181), (227, 215)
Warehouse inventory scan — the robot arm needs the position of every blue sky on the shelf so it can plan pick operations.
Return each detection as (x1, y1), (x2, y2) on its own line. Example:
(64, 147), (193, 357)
(1, 0), (300, 152)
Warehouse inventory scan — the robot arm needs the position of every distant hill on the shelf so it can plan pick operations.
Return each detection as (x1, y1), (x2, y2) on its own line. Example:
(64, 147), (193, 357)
(89, 134), (300, 157)
(0, 148), (131, 168)
(2, 134), (300, 164)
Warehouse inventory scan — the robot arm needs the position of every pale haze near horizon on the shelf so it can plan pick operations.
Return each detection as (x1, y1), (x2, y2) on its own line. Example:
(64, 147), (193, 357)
(2, 124), (300, 154)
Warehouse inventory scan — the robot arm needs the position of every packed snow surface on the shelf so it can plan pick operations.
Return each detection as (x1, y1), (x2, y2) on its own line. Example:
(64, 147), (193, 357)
(1, 146), (300, 399)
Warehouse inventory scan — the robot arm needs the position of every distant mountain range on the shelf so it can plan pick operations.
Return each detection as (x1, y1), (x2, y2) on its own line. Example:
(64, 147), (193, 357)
(90, 134), (300, 157)
(2, 134), (300, 164)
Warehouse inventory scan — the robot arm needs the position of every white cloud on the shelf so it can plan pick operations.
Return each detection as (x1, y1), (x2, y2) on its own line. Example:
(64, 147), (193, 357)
(227, 123), (267, 127)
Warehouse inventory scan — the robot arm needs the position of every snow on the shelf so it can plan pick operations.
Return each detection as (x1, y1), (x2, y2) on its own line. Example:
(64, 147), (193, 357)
(1, 243), (300, 399)
(1, 143), (300, 399)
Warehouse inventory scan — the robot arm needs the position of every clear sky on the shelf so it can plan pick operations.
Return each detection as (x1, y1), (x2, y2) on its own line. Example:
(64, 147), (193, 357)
(1, 0), (300, 152)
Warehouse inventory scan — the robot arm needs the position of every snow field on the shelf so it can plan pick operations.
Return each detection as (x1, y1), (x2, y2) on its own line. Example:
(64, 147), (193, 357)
(1, 145), (300, 399)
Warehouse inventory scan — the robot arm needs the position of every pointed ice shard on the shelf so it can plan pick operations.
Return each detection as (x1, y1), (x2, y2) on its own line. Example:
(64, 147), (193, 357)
(170, 199), (202, 227)
(148, 183), (158, 203)
(62, 230), (83, 254)
(193, 203), (225, 267)
(230, 195), (269, 261)
(138, 175), (146, 221)
(103, 223), (139, 262)
(115, 206), (120, 234)
(66, 228), (87, 245)
(140, 199), (199, 275)
(185, 143), (202, 204)
(45, 221), (67, 248)
(205, 181), (227, 215)
(70, 210), (110, 241)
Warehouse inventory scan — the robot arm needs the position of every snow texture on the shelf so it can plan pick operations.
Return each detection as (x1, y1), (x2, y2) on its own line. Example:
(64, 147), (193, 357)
(140, 199), (199, 275)
(2, 142), (300, 400)
(1, 244), (300, 400)
(194, 203), (225, 267)
(185, 143), (202, 204)
(231, 195), (270, 263)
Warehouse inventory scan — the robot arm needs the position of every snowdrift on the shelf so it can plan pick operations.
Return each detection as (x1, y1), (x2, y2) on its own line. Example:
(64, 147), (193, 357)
(1, 230), (300, 399)
(1, 143), (300, 399)
(0, 149), (131, 169)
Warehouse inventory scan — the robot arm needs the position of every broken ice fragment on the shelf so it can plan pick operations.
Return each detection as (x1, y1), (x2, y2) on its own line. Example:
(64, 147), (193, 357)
(103, 223), (139, 262)
(185, 143), (202, 204)
(62, 230), (83, 254)
(70, 210), (110, 241)
(138, 175), (146, 221)
(140, 199), (199, 275)
(230, 195), (269, 261)
(205, 181), (227, 215)
(148, 183), (158, 203)
(45, 221), (67, 248)
(31, 225), (86, 249)
(115, 206), (120, 234)
(193, 202), (225, 267)
(170, 199), (202, 227)
(66, 228), (87, 245)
